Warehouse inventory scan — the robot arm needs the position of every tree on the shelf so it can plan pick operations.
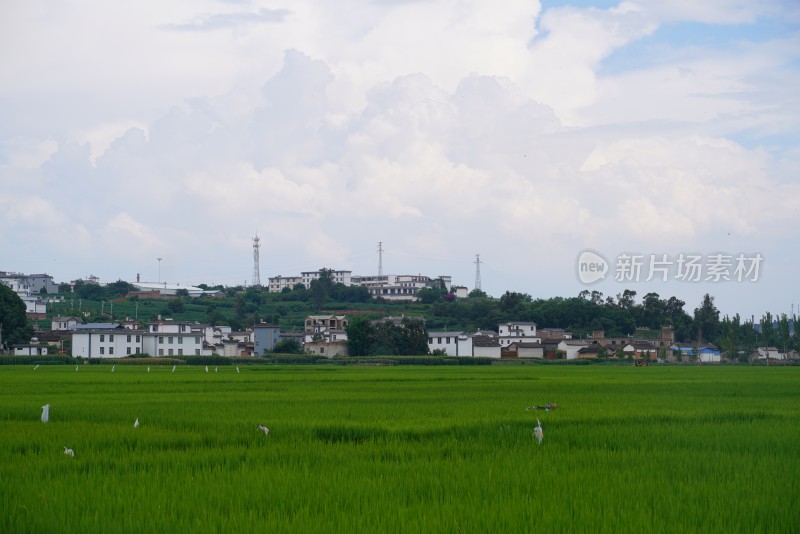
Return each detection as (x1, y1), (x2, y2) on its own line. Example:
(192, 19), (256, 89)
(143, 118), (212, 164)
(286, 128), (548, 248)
(468, 289), (487, 298)
(693, 293), (720, 343)
(0, 284), (34, 347)
(344, 315), (374, 357)
(273, 338), (302, 354)
(417, 287), (447, 304)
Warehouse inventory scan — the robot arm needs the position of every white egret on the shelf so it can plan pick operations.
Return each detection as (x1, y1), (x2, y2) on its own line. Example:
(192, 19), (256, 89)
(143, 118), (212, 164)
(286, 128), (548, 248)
(534, 418), (543, 445)
(215, 367), (218, 372)
(64, 446), (75, 457)
(236, 367), (240, 374)
(34, 364), (40, 370)
(205, 366), (209, 373)
(75, 365), (79, 371)
(147, 366), (150, 373)
(41, 404), (50, 423)
(134, 417), (140, 429)
(258, 423), (270, 437)
(172, 365), (176, 373)
(111, 365), (115, 373)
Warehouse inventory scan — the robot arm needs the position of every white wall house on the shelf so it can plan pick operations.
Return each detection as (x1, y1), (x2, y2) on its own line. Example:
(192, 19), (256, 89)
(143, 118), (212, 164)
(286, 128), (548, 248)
(141, 331), (204, 357)
(497, 322), (540, 347)
(51, 316), (81, 331)
(301, 270), (352, 288)
(304, 315), (348, 343)
(428, 331), (466, 356)
(72, 330), (144, 358)
(558, 340), (590, 359)
(14, 340), (49, 356)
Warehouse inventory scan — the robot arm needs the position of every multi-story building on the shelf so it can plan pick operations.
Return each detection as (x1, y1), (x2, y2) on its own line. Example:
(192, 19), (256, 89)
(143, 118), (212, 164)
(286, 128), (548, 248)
(497, 322), (540, 347)
(268, 275), (303, 292)
(72, 329), (144, 358)
(304, 315), (348, 343)
(142, 322), (204, 357)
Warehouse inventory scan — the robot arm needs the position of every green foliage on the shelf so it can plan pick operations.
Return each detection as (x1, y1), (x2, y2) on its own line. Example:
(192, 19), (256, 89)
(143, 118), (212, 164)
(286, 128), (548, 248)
(345, 316), (429, 356)
(272, 338), (303, 354)
(0, 284), (34, 347)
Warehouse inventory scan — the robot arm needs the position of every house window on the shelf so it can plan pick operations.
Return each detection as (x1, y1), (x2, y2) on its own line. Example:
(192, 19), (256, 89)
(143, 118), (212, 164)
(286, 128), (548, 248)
(159, 336), (164, 344)
(159, 349), (164, 356)
(100, 347), (105, 355)
(178, 337), (183, 344)
(100, 335), (105, 342)
(109, 335), (114, 342)
(109, 347), (114, 355)
(195, 337), (201, 344)
(127, 335), (131, 342)
(437, 337), (442, 344)
(136, 335), (140, 342)
(126, 347), (131, 355)
(320, 347), (325, 354)
(195, 349), (200, 355)
(168, 337), (173, 344)
(446, 337), (451, 344)
(178, 349), (183, 356)
(168, 349), (173, 356)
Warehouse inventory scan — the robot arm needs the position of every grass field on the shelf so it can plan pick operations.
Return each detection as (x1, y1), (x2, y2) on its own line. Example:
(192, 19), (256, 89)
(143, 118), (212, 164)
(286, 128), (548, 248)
(1, 365), (798, 532)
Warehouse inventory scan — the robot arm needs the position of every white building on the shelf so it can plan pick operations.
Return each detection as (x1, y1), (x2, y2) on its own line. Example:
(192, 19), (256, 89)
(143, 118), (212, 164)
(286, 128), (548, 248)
(72, 329), (144, 358)
(497, 322), (540, 347)
(268, 275), (303, 292)
(142, 322), (205, 357)
(14, 338), (49, 356)
(52, 316), (81, 331)
(302, 270), (352, 288)
(558, 340), (591, 359)
(304, 315), (348, 343)
(428, 331), (467, 356)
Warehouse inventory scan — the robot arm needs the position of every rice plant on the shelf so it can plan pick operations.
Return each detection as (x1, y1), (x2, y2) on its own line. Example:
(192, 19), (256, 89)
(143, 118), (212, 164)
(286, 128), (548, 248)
(1, 365), (797, 532)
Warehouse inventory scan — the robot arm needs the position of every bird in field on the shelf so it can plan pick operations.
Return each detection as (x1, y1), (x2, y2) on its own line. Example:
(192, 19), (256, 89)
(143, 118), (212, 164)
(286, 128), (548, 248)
(215, 367), (218, 372)
(41, 404), (50, 423)
(172, 365), (176, 373)
(76, 365), (79, 371)
(205, 366), (209, 373)
(64, 446), (75, 457)
(534, 418), (543, 445)
(134, 417), (139, 429)
(34, 364), (40, 370)
(236, 367), (240, 373)
(258, 423), (270, 437)
(147, 366), (150, 373)
(111, 365), (115, 373)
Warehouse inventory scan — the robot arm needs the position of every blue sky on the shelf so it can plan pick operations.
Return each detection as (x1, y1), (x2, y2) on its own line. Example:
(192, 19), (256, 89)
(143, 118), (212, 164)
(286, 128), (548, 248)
(1, 0), (798, 318)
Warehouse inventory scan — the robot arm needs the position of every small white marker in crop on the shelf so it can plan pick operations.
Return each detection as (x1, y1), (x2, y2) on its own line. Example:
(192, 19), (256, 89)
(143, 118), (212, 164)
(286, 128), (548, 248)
(41, 404), (50, 423)
(64, 446), (75, 457)
(134, 417), (139, 429)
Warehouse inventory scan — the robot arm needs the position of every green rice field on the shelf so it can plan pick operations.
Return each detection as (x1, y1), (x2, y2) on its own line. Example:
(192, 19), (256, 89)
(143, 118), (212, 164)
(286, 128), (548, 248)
(1, 365), (798, 532)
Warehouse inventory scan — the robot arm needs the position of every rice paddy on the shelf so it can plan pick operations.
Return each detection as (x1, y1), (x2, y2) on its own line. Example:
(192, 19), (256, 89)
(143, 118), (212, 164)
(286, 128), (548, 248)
(1, 365), (798, 532)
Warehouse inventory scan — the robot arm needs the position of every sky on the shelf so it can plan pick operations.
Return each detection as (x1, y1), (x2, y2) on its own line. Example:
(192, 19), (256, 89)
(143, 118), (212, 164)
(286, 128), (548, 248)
(1, 0), (799, 319)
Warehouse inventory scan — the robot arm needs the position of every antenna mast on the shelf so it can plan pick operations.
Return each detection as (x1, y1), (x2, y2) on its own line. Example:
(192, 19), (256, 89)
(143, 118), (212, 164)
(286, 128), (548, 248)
(252, 233), (261, 288)
(474, 254), (482, 291)
(378, 242), (383, 278)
